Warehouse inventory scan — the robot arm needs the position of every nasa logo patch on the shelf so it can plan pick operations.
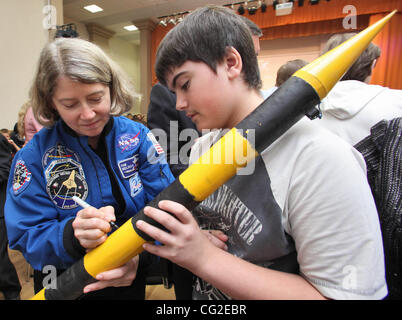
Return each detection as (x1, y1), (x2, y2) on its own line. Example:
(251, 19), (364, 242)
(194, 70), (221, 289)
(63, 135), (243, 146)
(12, 160), (32, 195)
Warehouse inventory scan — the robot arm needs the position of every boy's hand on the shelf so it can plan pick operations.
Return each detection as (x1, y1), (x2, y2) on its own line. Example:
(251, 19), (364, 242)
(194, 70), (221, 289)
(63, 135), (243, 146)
(135, 200), (221, 273)
(72, 205), (116, 249)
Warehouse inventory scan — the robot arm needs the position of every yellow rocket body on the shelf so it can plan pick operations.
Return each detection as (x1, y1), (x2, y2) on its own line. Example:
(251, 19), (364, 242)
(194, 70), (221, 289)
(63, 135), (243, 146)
(180, 128), (258, 201)
(84, 219), (146, 277)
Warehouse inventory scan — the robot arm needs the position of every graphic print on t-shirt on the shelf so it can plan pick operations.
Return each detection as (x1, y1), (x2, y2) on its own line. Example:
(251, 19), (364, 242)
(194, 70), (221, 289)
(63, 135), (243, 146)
(192, 154), (297, 300)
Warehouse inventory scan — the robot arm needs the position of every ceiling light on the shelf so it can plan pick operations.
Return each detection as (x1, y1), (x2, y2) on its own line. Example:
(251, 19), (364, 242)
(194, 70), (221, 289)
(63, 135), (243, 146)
(83, 4), (103, 13)
(124, 25), (138, 31)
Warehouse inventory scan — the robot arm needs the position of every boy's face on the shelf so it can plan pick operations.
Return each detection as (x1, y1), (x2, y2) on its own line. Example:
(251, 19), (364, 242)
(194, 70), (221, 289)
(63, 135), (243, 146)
(166, 60), (239, 131)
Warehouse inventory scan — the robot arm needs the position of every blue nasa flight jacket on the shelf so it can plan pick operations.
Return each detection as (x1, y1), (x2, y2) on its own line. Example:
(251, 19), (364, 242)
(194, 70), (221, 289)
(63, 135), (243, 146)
(5, 116), (174, 270)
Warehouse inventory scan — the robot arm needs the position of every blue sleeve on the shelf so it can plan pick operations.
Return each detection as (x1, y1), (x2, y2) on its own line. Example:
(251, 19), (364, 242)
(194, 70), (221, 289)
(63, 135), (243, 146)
(4, 145), (78, 271)
(137, 126), (175, 202)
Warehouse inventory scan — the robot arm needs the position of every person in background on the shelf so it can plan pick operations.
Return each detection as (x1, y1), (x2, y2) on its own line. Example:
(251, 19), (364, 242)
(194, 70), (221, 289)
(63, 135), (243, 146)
(264, 59), (309, 98)
(12, 102), (30, 148)
(147, 82), (199, 299)
(24, 103), (43, 144)
(0, 129), (20, 157)
(316, 33), (402, 146)
(131, 113), (148, 127)
(316, 33), (402, 300)
(239, 15), (273, 100)
(5, 37), (174, 299)
(239, 15), (263, 55)
(276, 59), (309, 87)
(0, 133), (21, 300)
(10, 124), (24, 150)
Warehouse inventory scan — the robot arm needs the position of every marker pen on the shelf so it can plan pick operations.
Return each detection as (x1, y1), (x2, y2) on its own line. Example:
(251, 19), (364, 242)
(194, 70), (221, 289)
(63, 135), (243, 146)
(72, 196), (119, 230)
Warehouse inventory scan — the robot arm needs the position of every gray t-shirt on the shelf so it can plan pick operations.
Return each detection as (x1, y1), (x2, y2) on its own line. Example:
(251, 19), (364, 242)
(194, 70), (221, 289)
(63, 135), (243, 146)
(189, 118), (387, 300)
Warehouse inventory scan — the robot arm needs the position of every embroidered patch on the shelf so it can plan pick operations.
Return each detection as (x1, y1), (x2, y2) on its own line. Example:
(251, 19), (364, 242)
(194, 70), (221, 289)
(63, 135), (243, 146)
(45, 158), (85, 181)
(46, 169), (88, 209)
(147, 132), (164, 154)
(12, 160), (32, 195)
(118, 155), (139, 179)
(117, 132), (140, 153)
(129, 172), (143, 198)
(42, 144), (80, 167)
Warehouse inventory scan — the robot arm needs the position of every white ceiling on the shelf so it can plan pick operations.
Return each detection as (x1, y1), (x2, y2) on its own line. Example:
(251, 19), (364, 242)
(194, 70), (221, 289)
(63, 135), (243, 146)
(63, 0), (275, 44)
(63, 0), (233, 44)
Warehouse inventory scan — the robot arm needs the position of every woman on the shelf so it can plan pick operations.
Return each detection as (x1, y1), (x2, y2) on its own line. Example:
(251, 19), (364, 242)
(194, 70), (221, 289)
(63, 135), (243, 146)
(4, 38), (175, 299)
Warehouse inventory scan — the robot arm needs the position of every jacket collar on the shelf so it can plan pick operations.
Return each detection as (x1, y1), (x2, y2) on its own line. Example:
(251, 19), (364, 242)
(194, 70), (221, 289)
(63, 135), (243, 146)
(61, 116), (114, 138)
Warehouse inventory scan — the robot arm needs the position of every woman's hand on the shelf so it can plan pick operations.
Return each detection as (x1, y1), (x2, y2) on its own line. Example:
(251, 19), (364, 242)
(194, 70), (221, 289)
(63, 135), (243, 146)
(73, 205), (140, 294)
(83, 256), (140, 294)
(72, 205), (116, 249)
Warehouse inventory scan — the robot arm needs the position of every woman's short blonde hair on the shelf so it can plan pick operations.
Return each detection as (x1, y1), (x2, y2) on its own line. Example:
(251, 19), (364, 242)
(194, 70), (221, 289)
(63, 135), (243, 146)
(30, 38), (138, 127)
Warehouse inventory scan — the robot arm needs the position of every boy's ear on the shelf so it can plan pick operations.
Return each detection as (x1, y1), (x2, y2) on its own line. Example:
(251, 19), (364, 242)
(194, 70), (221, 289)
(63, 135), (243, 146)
(224, 47), (242, 80)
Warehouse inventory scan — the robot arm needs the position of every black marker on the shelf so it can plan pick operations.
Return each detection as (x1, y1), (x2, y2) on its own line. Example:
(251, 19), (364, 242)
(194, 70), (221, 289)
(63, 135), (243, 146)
(72, 196), (119, 230)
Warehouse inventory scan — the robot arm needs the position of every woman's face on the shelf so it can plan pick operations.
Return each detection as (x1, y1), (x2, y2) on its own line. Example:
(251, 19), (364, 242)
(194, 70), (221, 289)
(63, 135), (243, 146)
(51, 76), (111, 145)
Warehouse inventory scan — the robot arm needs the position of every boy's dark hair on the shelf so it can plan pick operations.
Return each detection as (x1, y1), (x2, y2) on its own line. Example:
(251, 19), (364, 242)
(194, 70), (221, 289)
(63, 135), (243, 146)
(155, 5), (262, 91)
(322, 33), (381, 82)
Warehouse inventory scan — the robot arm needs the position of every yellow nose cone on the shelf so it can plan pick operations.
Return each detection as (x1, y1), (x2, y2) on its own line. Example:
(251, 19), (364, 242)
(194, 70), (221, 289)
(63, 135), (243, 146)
(294, 10), (397, 100)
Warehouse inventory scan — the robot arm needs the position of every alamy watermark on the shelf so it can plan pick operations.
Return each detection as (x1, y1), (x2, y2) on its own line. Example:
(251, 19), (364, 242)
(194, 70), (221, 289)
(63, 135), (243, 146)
(42, 265), (57, 289)
(42, 4), (57, 30)
(342, 5), (357, 30)
(148, 123), (256, 176)
(342, 265), (357, 290)
(41, 263), (359, 291)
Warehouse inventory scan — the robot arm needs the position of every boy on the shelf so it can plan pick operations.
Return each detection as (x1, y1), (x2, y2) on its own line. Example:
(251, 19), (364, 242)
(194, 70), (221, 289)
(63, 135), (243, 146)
(136, 5), (387, 300)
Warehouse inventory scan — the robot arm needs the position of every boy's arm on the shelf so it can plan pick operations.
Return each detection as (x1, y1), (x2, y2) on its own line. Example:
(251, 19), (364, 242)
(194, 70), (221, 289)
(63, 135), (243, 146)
(136, 200), (326, 300)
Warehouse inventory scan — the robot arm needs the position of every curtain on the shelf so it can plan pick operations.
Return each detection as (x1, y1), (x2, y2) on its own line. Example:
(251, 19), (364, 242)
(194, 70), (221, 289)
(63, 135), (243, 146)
(260, 16), (368, 41)
(151, 0), (402, 87)
(151, 24), (174, 85)
(370, 12), (402, 89)
(246, 0), (401, 28)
